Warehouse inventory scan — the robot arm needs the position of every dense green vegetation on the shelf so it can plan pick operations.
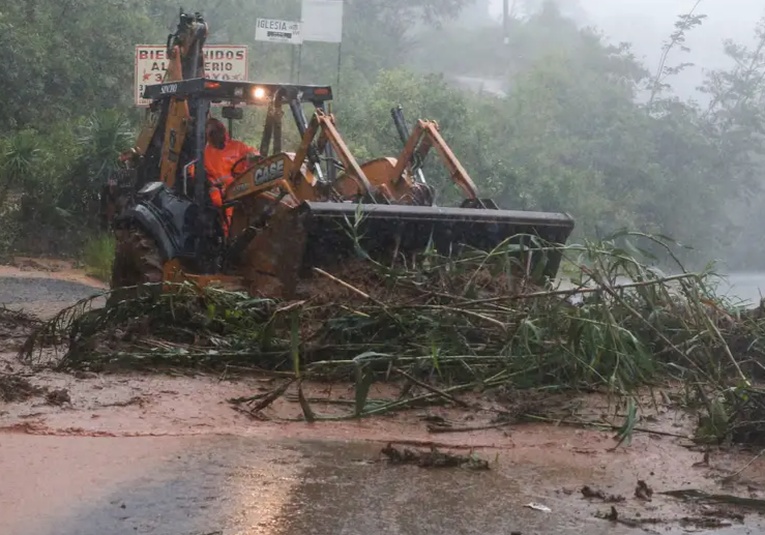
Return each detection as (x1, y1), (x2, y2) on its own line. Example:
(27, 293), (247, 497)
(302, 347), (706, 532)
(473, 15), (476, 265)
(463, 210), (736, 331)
(1, 0), (764, 270)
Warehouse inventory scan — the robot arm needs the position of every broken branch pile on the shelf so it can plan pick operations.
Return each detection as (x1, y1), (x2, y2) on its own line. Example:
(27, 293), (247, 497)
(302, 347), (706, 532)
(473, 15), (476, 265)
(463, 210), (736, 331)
(15, 232), (765, 442)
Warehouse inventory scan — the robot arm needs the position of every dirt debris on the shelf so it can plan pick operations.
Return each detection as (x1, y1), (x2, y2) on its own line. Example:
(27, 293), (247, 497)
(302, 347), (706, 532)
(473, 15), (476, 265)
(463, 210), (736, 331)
(599, 505), (620, 522)
(677, 507), (746, 530)
(381, 443), (490, 470)
(679, 516), (735, 529)
(635, 479), (654, 501)
(0, 380), (71, 406)
(0, 374), (46, 403)
(597, 506), (744, 531)
(580, 485), (625, 503)
(9, 257), (68, 273)
(45, 388), (71, 406)
(596, 506), (665, 529)
(0, 307), (40, 350)
(100, 396), (146, 408)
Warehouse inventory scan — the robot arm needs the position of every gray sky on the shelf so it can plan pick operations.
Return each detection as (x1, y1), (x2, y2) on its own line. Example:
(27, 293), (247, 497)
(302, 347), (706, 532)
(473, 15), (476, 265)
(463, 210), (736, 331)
(488, 0), (764, 97)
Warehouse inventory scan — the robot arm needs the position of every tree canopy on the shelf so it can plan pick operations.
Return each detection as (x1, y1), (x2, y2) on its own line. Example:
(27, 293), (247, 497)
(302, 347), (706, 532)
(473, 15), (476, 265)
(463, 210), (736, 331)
(1, 0), (764, 269)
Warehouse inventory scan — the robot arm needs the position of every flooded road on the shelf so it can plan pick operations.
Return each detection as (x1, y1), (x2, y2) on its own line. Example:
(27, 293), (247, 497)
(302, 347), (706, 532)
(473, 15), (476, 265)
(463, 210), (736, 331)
(3, 373), (765, 535)
(2, 262), (765, 534)
(3, 431), (763, 535)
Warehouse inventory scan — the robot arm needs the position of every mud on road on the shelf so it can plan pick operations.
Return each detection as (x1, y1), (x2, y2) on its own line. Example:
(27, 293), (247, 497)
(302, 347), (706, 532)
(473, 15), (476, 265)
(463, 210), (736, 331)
(2, 259), (765, 534)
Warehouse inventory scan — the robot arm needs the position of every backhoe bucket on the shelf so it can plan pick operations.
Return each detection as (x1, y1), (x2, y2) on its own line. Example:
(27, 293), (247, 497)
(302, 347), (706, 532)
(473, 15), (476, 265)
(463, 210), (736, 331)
(242, 200), (575, 299)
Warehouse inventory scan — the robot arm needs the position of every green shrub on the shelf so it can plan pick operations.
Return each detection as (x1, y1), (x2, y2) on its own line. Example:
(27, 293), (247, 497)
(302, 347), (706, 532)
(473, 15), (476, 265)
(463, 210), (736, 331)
(82, 233), (115, 282)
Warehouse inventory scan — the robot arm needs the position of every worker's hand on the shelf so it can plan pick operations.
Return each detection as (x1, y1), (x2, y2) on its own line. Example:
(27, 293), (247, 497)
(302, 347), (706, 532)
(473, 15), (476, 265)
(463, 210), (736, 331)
(246, 151), (261, 163)
(212, 175), (234, 188)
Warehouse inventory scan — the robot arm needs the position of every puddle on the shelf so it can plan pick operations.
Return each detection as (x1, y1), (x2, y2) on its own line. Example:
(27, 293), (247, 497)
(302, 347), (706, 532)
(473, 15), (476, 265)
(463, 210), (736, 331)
(2, 377), (765, 534)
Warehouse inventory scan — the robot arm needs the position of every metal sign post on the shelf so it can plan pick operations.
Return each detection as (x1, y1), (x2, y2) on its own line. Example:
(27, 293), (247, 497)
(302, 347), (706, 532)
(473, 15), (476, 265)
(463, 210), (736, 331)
(503, 0), (510, 44)
(300, 0), (344, 96)
(255, 18), (303, 82)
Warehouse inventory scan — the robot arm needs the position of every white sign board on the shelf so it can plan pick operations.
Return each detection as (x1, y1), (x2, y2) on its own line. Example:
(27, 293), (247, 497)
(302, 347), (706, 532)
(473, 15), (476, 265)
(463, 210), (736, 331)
(134, 45), (249, 107)
(301, 0), (344, 43)
(255, 18), (302, 44)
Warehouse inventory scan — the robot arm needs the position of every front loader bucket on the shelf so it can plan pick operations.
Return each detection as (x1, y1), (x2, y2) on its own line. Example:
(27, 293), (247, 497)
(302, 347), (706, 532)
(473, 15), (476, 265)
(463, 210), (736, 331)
(241, 200), (575, 299)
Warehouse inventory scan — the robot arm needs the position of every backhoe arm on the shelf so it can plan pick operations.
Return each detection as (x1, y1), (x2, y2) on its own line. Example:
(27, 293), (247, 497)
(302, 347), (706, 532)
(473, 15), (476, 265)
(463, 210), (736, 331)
(156, 11), (208, 189)
(224, 108), (376, 204)
(391, 120), (480, 201)
(103, 11), (209, 230)
(119, 12), (208, 171)
(288, 110), (376, 199)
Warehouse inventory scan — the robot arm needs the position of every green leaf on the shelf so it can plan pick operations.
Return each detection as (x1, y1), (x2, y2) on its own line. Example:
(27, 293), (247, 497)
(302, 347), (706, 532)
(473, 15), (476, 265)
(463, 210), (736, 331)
(354, 364), (375, 417)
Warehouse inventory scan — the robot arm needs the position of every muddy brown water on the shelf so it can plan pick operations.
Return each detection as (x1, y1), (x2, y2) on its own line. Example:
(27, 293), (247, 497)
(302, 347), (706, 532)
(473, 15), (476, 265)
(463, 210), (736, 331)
(2, 430), (764, 535)
(2, 262), (765, 534)
(3, 436), (647, 535)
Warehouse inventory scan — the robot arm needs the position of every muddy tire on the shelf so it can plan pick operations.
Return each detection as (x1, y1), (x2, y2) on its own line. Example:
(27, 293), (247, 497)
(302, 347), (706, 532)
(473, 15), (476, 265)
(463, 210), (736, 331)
(108, 226), (164, 304)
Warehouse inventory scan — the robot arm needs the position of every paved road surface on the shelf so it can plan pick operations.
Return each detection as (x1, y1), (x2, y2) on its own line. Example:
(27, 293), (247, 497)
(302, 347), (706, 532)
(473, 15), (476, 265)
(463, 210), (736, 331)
(0, 275), (104, 318)
(0, 434), (652, 535)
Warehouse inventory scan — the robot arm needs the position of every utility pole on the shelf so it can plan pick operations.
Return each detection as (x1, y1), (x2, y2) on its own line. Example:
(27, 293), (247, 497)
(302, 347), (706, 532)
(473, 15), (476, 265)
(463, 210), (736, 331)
(503, 0), (510, 45)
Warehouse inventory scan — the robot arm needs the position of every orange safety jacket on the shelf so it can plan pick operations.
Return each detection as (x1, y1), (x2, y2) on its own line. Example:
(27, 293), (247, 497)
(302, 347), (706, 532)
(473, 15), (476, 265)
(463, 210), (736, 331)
(203, 126), (258, 235)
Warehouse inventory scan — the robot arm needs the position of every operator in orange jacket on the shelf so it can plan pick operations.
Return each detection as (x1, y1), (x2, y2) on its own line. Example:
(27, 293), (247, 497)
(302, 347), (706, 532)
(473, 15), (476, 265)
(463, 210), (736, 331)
(204, 118), (260, 235)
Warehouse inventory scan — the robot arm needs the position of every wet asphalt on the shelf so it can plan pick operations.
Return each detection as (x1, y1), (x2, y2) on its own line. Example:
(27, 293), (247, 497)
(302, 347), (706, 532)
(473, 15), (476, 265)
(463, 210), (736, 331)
(1, 435), (651, 535)
(0, 276), (102, 306)
(0, 276), (105, 319)
(4, 434), (764, 535)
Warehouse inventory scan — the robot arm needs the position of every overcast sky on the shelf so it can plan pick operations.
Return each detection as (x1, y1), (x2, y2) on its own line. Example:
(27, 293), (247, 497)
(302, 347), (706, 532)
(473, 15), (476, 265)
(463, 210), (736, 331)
(487, 0), (764, 96)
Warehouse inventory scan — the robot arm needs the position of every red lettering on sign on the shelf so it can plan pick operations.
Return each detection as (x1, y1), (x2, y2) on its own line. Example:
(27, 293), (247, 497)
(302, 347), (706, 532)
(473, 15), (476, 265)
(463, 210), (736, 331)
(138, 49), (167, 60)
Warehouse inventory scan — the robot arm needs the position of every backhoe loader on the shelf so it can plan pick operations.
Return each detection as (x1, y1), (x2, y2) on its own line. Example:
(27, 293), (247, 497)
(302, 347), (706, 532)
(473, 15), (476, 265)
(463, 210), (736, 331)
(103, 10), (575, 299)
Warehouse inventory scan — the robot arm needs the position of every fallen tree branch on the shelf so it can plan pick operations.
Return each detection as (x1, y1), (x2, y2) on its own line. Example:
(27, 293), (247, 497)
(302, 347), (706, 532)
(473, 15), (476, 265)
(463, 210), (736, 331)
(392, 367), (470, 408)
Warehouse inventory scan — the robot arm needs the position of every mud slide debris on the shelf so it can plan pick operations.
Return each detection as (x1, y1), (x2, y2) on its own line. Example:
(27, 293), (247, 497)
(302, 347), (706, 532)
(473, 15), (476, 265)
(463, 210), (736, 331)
(14, 234), (765, 452)
(580, 485), (625, 503)
(0, 307), (40, 350)
(381, 443), (490, 470)
(0, 374), (45, 403)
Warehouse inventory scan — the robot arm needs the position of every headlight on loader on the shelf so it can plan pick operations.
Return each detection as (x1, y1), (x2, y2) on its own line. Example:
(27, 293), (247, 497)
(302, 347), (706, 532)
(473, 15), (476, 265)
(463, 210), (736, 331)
(253, 87), (267, 100)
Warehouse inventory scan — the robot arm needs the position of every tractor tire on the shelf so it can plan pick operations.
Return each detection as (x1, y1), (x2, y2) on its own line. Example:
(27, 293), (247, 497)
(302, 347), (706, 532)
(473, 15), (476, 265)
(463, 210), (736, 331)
(108, 226), (164, 304)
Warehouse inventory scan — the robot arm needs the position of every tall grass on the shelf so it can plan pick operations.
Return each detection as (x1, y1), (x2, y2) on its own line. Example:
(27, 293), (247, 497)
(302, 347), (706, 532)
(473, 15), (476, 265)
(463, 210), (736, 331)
(82, 233), (115, 282)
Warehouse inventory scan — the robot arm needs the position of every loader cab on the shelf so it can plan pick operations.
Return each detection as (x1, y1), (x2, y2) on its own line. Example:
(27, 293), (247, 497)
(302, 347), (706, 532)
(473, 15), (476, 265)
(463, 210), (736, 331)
(143, 78), (334, 200)
(221, 104), (243, 128)
(125, 78), (335, 274)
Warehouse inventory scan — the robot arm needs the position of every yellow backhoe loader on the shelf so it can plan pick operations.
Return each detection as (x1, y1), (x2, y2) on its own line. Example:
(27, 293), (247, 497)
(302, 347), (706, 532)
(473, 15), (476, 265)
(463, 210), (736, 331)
(102, 10), (575, 299)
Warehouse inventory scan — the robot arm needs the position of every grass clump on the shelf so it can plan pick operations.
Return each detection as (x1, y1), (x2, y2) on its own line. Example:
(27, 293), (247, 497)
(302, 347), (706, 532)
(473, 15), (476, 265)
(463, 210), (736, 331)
(81, 233), (115, 282)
